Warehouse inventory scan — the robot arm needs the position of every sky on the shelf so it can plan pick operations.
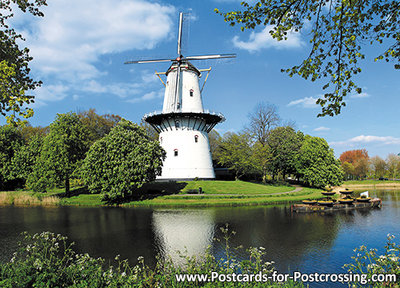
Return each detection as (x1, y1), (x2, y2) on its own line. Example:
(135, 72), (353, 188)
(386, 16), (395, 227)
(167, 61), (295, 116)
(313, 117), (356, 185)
(5, 0), (400, 158)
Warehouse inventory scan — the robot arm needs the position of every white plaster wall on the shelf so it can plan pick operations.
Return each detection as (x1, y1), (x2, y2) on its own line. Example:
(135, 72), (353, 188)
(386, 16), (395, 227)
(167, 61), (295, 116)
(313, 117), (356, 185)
(181, 70), (203, 112)
(158, 128), (215, 179)
(162, 66), (203, 113)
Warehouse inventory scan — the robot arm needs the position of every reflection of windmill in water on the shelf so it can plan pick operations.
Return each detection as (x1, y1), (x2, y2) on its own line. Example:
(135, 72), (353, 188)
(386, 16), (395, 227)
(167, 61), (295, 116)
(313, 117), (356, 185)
(125, 12), (235, 180)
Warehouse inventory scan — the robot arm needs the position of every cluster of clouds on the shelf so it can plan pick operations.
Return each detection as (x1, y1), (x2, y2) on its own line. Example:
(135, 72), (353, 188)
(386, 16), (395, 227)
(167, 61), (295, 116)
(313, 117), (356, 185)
(12, 0), (176, 105)
(331, 135), (400, 147)
(232, 26), (303, 52)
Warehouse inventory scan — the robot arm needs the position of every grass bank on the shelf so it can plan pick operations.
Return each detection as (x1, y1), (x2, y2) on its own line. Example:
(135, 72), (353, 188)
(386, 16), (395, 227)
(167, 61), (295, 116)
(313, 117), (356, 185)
(341, 180), (400, 189)
(123, 187), (322, 207)
(0, 191), (60, 206)
(0, 181), (323, 208)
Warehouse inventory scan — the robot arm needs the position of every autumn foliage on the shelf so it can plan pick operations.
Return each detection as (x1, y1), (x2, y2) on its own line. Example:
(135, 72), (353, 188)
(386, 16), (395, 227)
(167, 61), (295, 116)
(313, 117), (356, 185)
(340, 149), (370, 180)
(339, 149), (369, 164)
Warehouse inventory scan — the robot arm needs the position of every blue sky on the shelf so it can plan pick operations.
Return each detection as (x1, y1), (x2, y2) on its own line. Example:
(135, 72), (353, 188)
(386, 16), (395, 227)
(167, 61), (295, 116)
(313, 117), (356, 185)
(6, 0), (400, 158)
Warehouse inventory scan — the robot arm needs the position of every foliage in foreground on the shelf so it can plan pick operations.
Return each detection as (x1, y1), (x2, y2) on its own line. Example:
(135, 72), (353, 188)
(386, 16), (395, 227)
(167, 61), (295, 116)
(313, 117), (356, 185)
(0, 229), (303, 288)
(344, 234), (400, 287)
(1, 230), (399, 287)
(1, 1), (48, 125)
(216, 1), (400, 117)
(81, 119), (166, 203)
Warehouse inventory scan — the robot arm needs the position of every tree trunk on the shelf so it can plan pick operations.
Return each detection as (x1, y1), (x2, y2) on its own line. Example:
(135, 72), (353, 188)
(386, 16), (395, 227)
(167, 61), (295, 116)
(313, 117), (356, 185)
(65, 174), (70, 196)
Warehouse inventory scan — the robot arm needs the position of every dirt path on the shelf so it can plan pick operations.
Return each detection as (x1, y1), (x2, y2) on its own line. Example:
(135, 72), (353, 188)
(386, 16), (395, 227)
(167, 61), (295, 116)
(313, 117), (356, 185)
(175, 185), (303, 197)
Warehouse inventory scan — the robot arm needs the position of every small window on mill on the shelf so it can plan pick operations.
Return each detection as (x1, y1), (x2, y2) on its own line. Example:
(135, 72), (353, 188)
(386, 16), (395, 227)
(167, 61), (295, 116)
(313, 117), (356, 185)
(190, 89), (194, 97)
(174, 149), (178, 157)
(194, 135), (199, 143)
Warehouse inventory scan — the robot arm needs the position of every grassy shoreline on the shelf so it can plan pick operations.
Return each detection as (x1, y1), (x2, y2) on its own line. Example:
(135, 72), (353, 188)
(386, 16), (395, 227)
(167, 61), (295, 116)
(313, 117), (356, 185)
(0, 180), (324, 208)
(340, 180), (400, 189)
(2, 180), (399, 208)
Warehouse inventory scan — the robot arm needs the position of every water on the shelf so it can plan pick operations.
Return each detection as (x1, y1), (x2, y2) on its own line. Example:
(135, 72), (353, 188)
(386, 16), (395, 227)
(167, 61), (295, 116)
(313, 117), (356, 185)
(0, 190), (399, 287)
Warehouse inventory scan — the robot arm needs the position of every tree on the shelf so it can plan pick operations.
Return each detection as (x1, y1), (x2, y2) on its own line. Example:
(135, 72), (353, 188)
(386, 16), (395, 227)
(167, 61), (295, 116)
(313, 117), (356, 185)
(208, 129), (223, 164)
(1, 0), (47, 125)
(139, 119), (159, 141)
(216, 1), (400, 116)
(10, 134), (43, 183)
(339, 149), (369, 179)
(295, 135), (343, 188)
(0, 125), (24, 189)
(78, 109), (121, 146)
(266, 126), (304, 180)
(246, 102), (280, 146)
(370, 155), (386, 178)
(17, 123), (48, 142)
(340, 149), (369, 164)
(353, 157), (369, 179)
(386, 154), (400, 179)
(80, 119), (165, 203)
(27, 113), (89, 194)
(252, 141), (271, 182)
(217, 132), (256, 179)
(341, 161), (355, 180)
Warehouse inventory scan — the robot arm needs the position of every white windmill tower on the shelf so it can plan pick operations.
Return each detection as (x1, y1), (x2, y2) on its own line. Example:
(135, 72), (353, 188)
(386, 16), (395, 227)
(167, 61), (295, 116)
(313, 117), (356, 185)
(125, 13), (235, 180)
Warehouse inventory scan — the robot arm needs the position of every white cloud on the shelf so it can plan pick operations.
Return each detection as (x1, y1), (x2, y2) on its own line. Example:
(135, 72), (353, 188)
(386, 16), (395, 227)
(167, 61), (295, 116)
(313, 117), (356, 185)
(314, 126), (330, 132)
(141, 70), (159, 84)
(287, 96), (318, 108)
(81, 80), (142, 99)
(22, 0), (175, 82)
(126, 89), (164, 104)
(330, 135), (400, 146)
(31, 84), (70, 107)
(350, 92), (370, 99)
(232, 26), (303, 52)
(11, 0), (176, 106)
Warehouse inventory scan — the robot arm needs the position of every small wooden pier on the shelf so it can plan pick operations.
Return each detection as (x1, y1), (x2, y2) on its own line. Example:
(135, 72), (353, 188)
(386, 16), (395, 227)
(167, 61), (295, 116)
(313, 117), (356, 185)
(291, 198), (382, 213)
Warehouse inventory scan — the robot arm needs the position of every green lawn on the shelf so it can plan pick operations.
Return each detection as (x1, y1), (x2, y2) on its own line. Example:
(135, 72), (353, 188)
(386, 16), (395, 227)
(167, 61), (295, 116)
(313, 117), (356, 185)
(343, 180), (400, 185)
(182, 180), (294, 194)
(123, 188), (323, 207)
(1, 181), (323, 207)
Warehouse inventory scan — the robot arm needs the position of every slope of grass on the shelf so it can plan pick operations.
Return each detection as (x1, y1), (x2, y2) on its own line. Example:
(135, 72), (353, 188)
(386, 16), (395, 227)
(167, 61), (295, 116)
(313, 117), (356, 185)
(1, 181), (322, 207)
(124, 187), (323, 208)
(343, 180), (400, 185)
(182, 180), (294, 195)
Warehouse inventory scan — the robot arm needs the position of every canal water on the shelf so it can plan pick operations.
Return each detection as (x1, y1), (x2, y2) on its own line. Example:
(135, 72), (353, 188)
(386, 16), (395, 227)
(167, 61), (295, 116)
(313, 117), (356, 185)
(0, 190), (399, 287)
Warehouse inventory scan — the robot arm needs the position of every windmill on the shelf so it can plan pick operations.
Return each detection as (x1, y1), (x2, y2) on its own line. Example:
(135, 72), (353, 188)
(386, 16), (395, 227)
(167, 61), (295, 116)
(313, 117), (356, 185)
(125, 12), (236, 180)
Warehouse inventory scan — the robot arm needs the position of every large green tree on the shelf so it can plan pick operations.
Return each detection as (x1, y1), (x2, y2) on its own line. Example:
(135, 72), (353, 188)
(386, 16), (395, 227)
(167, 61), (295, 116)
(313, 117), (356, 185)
(77, 109), (121, 146)
(0, 125), (24, 189)
(216, 1), (400, 116)
(217, 132), (256, 179)
(80, 119), (165, 203)
(295, 135), (343, 188)
(10, 134), (43, 184)
(27, 113), (89, 194)
(1, 0), (47, 125)
(266, 126), (304, 180)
